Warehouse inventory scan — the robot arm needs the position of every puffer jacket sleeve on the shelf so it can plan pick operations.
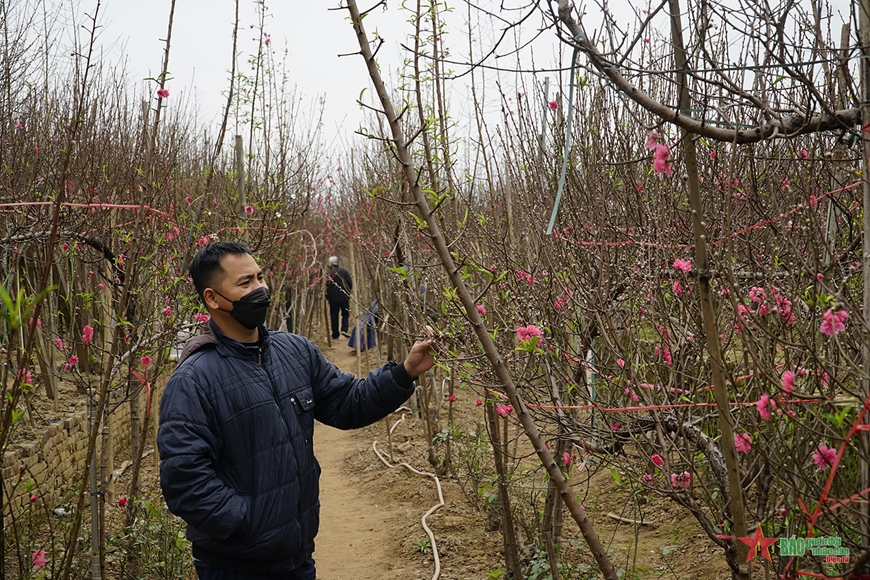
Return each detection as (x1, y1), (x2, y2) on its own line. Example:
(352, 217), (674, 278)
(157, 369), (248, 540)
(307, 339), (414, 429)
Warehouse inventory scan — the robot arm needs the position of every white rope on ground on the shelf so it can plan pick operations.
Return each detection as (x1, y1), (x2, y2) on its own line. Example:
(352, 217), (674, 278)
(372, 413), (444, 580)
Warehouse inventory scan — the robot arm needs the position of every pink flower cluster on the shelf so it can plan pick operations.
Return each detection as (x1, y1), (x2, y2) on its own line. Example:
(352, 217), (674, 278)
(496, 404), (514, 418)
(734, 433), (752, 454)
(738, 285), (796, 326)
(655, 344), (673, 367)
(515, 269), (535, 285)
(82, 324), (94, 344)
(782, 370), (795, 393)
(646, 132), (673, 177)
(819, 307), (848, 337)
(756, 393), (776, 420)
(670, 471), (691, 488)
(653, 146), (673, 177)
(747, 286), (766, 303)
(553, 288), (574, 310)
(63, 355), (79, 373)
(812, 444), (837, 470)
(672, 258), (692, 272)
(194, 313), (210, 324)
(516, 325), (542, 342)
(476, 304), (487, 316)
(18, 368), (33, 385)
(156, 88), (169, 99)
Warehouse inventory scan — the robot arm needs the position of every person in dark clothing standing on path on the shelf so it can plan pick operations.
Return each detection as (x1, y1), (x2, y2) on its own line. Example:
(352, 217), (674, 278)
(325, 255), (352, 340)
(157, 242), (435, 580)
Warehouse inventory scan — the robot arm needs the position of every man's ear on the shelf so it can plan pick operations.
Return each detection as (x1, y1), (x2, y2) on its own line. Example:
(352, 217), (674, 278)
(203, 288), (221, 312)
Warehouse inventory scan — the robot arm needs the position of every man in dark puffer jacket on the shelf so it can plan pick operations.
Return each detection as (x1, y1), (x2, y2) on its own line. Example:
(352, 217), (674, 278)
(158, 242), (434, 580)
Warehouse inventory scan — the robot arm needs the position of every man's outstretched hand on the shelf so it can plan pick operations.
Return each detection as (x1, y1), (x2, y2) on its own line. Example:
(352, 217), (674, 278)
(402, 326), (437, 379)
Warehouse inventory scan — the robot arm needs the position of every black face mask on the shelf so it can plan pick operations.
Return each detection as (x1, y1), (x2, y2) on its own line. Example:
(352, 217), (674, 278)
(213, 287), (271, 330)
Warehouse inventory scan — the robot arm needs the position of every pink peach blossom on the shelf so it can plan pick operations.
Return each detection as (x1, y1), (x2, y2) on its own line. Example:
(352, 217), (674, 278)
(670, 471), (691, 488)
(496, 404), (513, 418)
(819, 307), (849, 336)
(748, 286), (766, 303)
(734, 433), (752, 454)
(782, 370), (795, 393)
(756, 394), (775, 420)
(672, 259), (692, 272)
(812, 444), (837, 470)
(516, 325), (543, 342)
(653, 144), (673, 177)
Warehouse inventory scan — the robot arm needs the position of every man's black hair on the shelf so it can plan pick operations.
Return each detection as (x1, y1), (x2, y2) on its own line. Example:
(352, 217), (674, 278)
(189, 241), (252, 304)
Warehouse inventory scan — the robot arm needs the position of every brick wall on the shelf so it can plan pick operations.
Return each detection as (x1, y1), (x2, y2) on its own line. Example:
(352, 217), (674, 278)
(2, 383), (165, 520)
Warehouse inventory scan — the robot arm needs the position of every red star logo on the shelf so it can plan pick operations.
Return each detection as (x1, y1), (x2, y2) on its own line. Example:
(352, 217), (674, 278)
(738, 524), (779, 562)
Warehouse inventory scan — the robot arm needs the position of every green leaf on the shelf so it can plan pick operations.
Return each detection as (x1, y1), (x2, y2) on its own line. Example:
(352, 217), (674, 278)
(610, 468), (622, 485)
(388, 267), (409, 280)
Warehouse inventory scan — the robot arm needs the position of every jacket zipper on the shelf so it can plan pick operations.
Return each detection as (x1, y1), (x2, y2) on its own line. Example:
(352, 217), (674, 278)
(258, 348), (293, 441)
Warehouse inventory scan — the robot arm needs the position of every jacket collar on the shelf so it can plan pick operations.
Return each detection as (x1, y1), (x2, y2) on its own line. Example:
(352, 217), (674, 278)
(178, 319), (269, 364)
(209, 319), (269, 359)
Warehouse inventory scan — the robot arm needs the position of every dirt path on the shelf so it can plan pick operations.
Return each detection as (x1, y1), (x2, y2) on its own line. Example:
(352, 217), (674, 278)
(311, 342), (400, 580)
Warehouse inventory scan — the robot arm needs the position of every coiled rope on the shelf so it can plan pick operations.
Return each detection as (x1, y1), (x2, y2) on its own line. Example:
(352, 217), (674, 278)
(372, 414), (445, 580)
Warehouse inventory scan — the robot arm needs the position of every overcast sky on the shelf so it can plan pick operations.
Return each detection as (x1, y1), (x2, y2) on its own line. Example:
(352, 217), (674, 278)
(91, 0), (854, 155)
(97, 1), (422, 148)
